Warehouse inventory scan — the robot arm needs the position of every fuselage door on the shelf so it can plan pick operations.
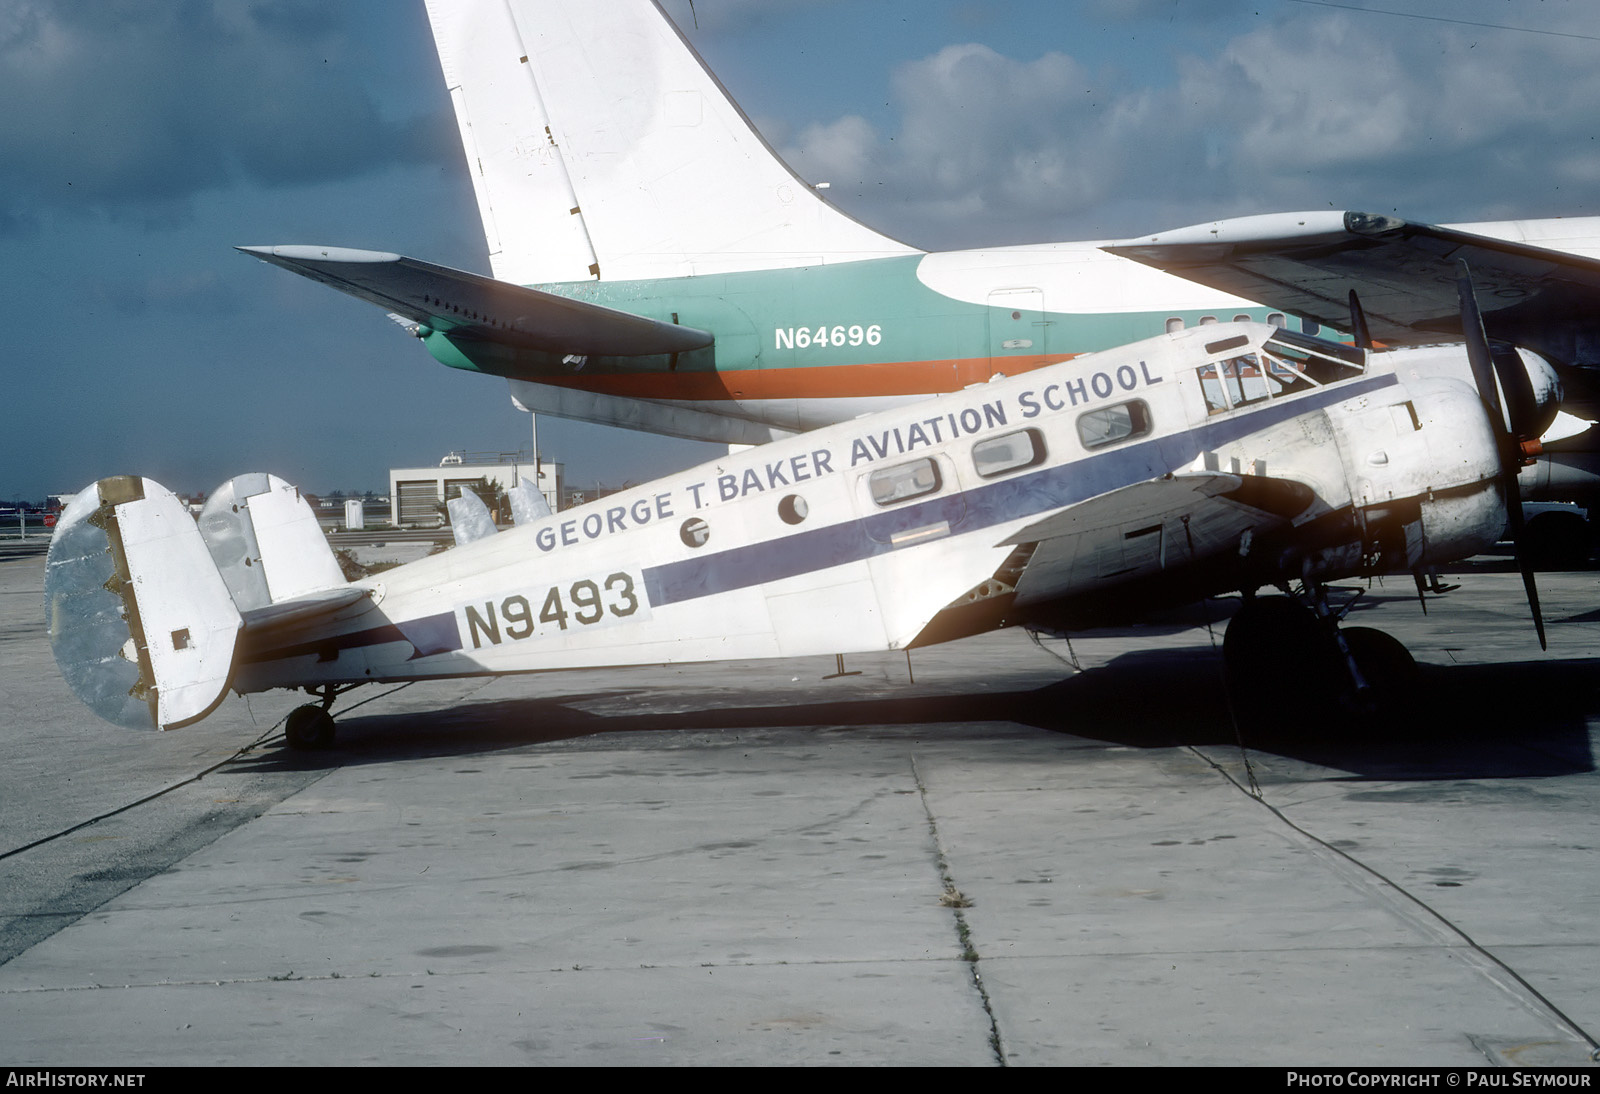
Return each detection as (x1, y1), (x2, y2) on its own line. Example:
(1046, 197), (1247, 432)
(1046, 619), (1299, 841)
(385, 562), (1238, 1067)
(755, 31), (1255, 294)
(988, 288), (1047, 376)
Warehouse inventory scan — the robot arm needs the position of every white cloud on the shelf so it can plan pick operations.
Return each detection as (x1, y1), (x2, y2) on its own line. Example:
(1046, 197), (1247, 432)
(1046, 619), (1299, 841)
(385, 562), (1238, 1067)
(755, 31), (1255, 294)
(779, 6), (1600, 246)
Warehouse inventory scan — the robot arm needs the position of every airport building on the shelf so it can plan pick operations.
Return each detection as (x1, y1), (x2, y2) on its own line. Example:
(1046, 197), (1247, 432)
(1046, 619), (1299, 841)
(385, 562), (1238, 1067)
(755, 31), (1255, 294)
(388, 452), (563, 527)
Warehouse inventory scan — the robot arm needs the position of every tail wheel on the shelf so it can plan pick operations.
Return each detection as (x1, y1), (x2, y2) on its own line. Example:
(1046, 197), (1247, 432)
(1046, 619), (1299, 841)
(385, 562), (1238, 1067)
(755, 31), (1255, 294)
(285, 704), (336, 750)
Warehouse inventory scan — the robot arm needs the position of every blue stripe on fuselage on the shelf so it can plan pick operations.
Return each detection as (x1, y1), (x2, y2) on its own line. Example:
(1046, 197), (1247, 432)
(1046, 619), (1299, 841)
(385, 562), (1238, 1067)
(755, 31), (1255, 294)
(642, 374), (1400, 607)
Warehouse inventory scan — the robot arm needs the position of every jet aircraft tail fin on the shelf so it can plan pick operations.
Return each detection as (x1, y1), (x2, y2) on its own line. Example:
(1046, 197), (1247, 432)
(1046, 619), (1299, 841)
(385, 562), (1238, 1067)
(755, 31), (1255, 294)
(423, 0), (919, 283)
(46, 474), (355, 731)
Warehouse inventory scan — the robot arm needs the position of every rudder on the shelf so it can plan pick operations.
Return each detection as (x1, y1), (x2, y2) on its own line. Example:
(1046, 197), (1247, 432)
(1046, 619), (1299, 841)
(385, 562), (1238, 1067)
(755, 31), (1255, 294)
(425, 0), (919, 283)
(46, 477), (242, 730)
(46, 473), (351, 731)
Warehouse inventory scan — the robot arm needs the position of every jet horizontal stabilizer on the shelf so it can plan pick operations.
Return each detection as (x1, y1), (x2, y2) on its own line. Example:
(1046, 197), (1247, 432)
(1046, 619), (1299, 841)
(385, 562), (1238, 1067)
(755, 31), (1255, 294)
(1105, 211), (1600, 349)
(237, 246), (714, 357)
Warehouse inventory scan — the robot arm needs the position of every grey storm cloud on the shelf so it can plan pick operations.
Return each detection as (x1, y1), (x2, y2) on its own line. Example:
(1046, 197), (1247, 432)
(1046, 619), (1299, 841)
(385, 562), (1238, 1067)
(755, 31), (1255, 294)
(0, 0), (453, 226)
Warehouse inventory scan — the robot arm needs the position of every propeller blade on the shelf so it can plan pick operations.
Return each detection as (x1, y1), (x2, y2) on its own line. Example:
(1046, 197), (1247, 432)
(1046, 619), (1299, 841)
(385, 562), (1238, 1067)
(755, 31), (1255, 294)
(1455, 259), (1503, 427)
(1456, 259), (1546, 650)
(1501, 474), (1548, 648)
(1521, 558), (1548, 650)
(1348, 290), (1372, 350)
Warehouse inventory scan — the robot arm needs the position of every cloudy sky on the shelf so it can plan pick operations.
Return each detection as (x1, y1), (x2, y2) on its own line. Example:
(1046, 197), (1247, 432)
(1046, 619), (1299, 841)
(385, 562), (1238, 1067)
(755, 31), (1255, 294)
(5, 0), (1599, 503)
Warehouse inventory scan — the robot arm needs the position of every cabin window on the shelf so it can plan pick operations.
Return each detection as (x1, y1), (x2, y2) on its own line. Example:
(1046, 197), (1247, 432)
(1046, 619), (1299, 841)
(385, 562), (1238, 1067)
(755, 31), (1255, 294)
(1199, 315), (1218, 325)
(1268, 312), (1286, 328)
(972, 429), (1046, 478)
(869, 458), (942, 506)
(1233, 313), (1252, 323)
(1077, 401), (1152, 450)
(680, 517), (710, 547)
(778, 495), (809, 524)
(1165, 317), (1185, 333)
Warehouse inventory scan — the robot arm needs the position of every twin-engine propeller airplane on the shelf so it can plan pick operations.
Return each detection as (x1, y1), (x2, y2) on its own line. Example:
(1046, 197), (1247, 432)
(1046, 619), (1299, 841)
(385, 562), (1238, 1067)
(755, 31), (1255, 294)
(46, 282), (1559, 747)
(40, 0), (1582, 746)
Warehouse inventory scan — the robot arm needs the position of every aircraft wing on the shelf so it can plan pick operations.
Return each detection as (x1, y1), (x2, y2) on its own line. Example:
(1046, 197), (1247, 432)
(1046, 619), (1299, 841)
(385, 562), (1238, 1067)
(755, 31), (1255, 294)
(1104, 211), (1600, 346)
(1005, 471), (1316, 613)
(237, 246), (713, 357)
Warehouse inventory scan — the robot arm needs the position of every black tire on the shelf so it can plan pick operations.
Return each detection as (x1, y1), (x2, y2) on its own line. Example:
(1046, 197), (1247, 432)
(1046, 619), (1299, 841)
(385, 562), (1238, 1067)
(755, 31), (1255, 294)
(1340, 626), (1418, 721)
(1223, 596), (1341, 730)
(1522, 511), (1590, 571)
(285, 704), (336, 750)
(1341, 626), (1417, 691)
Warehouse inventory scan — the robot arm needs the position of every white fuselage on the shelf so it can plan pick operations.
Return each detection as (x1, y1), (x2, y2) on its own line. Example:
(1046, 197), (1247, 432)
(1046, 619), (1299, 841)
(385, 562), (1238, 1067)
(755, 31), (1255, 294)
(233, 323), (1505, 694)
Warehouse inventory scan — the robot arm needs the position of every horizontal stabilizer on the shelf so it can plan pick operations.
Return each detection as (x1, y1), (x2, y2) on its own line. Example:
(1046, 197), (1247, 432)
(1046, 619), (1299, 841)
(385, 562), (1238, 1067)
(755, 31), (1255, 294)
(237, 246), (713, 357)
(1106, 211), (1600, 343)
(238, 586), (370, 632)
(46, 478), (242, 730)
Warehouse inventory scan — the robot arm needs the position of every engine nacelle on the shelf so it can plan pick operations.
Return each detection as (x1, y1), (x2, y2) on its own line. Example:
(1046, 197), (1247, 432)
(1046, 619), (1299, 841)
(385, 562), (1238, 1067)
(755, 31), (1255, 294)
(1321, 375), (1506, 574)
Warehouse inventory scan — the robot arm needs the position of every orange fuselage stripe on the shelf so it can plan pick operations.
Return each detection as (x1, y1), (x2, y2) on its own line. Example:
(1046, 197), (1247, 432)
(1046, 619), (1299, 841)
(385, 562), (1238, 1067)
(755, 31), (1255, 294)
(527, 354), (1072, 401)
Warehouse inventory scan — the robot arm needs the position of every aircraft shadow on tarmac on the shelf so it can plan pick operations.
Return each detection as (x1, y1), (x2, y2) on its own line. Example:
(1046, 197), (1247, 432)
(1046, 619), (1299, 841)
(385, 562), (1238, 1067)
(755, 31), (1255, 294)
(230, 650), (1599, 784)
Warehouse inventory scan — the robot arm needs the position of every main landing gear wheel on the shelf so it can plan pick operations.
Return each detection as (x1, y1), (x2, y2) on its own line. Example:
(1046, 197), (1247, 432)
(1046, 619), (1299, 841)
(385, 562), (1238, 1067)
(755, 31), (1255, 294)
(1340, 626), (1418, 710)
(285, 704), (336, 750)
(1223, 596), (1341, 727)
(1522, 509), (1591, 572)
(1222, 595), (1418, 732)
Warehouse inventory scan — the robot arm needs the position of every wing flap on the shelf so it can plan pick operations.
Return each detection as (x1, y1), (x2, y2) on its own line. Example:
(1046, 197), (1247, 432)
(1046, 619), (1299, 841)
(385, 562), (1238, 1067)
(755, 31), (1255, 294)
(237, 245), (713, 357)
(1007, 472), (1316, 605)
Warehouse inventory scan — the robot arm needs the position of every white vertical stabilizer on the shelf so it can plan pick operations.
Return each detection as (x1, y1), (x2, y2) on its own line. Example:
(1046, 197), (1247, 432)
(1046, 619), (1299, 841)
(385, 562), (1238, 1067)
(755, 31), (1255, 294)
(424, 0), (920, 284)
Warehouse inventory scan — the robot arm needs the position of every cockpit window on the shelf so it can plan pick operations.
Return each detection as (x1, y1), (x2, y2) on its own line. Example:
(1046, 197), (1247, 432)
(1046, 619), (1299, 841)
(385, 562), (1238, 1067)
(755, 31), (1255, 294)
(1266, 328), (1365, 372)
(1223, 354), (1272, 408)
(1199, 331), (1364, 413)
